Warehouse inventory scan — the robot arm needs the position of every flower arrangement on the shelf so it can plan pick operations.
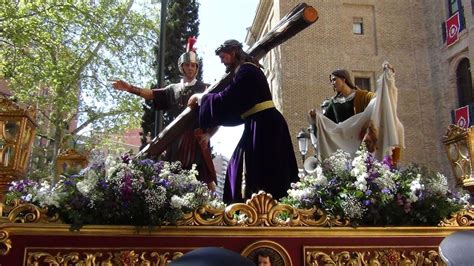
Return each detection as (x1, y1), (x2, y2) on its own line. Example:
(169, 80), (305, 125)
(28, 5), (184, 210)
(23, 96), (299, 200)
(282, 147), (470, 226)
(6, 152), (223, 230)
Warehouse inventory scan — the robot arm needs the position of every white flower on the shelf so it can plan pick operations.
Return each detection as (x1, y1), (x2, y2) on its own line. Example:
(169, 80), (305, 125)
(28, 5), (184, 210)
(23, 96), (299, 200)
(76, 174), (98, 196)
(426, 173), (448, 196)
(327, 150), (352, 175)
(208, 198), (225, 209)
(31, 181), (64, 208)
(22, 194), (32, 202)
(409, 177), (423, 202)
(354, 173), (368, 191)
(144, 187), (166, 212)
(237, 213), (248, 224)
(170, 195), (186, 209)
(314, 166), (328, 186)
(287, 188), (314, 202)
(341, 196), (367, 220)
(374, 170), (397, 193)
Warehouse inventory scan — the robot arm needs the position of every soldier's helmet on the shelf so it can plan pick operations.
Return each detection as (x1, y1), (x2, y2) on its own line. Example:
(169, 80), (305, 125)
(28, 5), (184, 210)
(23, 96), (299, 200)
(178, 37), (199, 77)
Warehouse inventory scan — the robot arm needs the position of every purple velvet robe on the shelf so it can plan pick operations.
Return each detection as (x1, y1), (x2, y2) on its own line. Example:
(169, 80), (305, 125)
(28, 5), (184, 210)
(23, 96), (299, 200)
(199, 63), (298, 203)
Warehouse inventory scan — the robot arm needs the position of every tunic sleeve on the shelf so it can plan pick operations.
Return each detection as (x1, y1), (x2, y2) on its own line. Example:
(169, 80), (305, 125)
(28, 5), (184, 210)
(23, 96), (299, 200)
(199, 64), (262, 127)
(152, 85), (175, 111)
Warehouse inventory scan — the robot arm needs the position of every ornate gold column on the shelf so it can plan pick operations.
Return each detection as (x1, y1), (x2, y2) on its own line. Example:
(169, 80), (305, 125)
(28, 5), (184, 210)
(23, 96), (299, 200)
(443, 124), (474, 193)
(55, 148), (88, 177)
(0, 97), (37, 201)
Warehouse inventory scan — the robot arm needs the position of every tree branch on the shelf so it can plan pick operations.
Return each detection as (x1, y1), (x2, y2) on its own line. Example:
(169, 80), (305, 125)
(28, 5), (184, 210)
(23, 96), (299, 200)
(71, 108), (134, 135)
(70, 0), (135, 80)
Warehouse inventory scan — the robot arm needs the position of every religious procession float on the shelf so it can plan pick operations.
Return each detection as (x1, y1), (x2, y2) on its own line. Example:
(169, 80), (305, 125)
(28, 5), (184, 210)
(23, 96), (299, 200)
(2, 3), (474, 266)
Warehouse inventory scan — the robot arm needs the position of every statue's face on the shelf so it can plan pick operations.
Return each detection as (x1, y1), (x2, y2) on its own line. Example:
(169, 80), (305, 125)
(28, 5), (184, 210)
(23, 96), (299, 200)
(258, 255), (272, 266)
(218, 51), (238, 73)
(330, 75), (344, 92)
(182, 62), (198, 80)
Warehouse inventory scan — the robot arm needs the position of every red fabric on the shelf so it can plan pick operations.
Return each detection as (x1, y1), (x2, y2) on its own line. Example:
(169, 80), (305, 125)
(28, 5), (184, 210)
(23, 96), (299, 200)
(446, 12), (460, 47)
(3, 233), (447, 266)
(194, 129), (217, 180)
(455, 105), (469, 128)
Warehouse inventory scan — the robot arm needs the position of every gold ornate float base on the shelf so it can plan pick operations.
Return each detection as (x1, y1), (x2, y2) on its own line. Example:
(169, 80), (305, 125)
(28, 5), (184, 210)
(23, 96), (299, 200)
(2, 192), (474, 265)
(0, 224), (465, 266)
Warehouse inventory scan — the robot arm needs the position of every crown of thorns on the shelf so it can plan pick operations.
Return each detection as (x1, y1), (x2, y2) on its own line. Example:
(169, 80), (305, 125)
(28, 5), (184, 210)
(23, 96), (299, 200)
(215, 40), (243, 55)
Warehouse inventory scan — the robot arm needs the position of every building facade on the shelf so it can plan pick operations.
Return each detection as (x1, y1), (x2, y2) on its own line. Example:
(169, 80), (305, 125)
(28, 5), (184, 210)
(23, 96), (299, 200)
(213, 154), (229, 200)
(245, 0), (473, 179)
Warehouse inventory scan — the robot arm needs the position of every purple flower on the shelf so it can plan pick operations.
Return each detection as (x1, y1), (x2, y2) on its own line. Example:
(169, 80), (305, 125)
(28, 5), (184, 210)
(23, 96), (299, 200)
(9, 179), (36, 192)
(157, 179), (170, 188)
(15, 183), (25, 192)
(381, 188), (390, 194)
(153, 161), (165, 172)
(365, 190), (372, 196)
(382, 155), (396, 170)
(98, 179), (108, 189)
(120, 172), (133, 201)
(139, 159), (155, 166)
(363, 200), (371, 206)
(121, 153), (131, 164)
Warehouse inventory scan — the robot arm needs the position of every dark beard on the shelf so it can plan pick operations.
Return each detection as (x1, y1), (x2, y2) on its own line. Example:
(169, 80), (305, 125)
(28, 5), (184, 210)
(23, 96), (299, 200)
(224, 62), (238, 73)
(225, 64), (235, 73)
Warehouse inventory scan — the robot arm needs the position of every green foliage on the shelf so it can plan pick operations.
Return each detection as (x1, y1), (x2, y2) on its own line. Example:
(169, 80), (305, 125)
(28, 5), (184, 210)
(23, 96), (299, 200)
(1, 1), (160, 171)
(141, 0), (201, 144)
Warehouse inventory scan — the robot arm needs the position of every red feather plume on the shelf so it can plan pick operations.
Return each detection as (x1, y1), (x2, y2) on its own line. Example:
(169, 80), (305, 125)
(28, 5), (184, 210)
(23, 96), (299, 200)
(186, 36), (197, 52)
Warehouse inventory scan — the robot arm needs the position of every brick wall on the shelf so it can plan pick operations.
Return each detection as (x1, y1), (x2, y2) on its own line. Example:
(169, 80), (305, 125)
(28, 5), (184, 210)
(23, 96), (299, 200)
(247, 0), (473, 181)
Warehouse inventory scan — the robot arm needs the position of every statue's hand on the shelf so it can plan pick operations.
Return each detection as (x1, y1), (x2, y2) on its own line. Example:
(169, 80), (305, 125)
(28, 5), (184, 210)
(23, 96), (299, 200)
(187, 94), (199, 108)
(188, 93), (203, 108)
(110, 79), (131, 92)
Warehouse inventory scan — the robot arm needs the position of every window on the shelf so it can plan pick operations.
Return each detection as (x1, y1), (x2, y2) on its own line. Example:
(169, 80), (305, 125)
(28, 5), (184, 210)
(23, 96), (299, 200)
(447, 0), (466, 31)
(448, 0), (460, 14)
(353, 17), (363, 35)
(355, 77), (371, 91)
(457, 58), (473, 106)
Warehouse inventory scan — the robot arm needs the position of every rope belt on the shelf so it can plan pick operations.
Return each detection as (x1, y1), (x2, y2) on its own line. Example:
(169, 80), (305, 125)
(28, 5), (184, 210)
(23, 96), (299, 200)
(240, 100), (275, 119)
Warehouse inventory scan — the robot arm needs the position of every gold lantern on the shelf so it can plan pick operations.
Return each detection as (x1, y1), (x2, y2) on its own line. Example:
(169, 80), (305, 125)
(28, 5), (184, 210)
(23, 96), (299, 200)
(55, 148), (88, 177)
(0, 97), (37, 200)
(443, 124), (474, 192)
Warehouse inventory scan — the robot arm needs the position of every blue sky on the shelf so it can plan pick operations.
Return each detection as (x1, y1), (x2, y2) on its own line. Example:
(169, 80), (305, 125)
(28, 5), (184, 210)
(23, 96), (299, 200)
(197, 0), (259, 158)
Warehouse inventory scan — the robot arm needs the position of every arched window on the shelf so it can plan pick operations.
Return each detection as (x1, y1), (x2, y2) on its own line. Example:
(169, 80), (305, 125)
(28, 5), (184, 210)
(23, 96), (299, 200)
(457, 58), (473, 107)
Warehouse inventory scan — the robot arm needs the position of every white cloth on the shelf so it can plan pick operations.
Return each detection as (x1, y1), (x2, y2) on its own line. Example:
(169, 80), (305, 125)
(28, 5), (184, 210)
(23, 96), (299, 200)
(315, 64), (405, 160)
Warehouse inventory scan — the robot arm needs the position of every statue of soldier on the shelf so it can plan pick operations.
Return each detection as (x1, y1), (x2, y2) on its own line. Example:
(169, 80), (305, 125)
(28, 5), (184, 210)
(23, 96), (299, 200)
(111, 37), (217, 191)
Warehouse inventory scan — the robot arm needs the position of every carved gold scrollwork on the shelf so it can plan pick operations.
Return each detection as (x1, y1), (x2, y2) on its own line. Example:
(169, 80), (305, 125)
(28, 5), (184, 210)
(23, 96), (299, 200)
(439, 207), (474, 226)
(0, 230), (12, 256)
(291, 207), (350, 227)
(443, 124), (467, 143)
(27, 252), (80, 265)
(26, 250), (179, 265)
(224, 201), (259, 226)
(179, 191), (345, 227)
(151, 251), (176, 266)
(306, 249), (443, 266)
(178, 205), (226, 226)
(1, 192), (347, 227)
(6, 199), (59, 223)
(220, 192), (348, 227)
